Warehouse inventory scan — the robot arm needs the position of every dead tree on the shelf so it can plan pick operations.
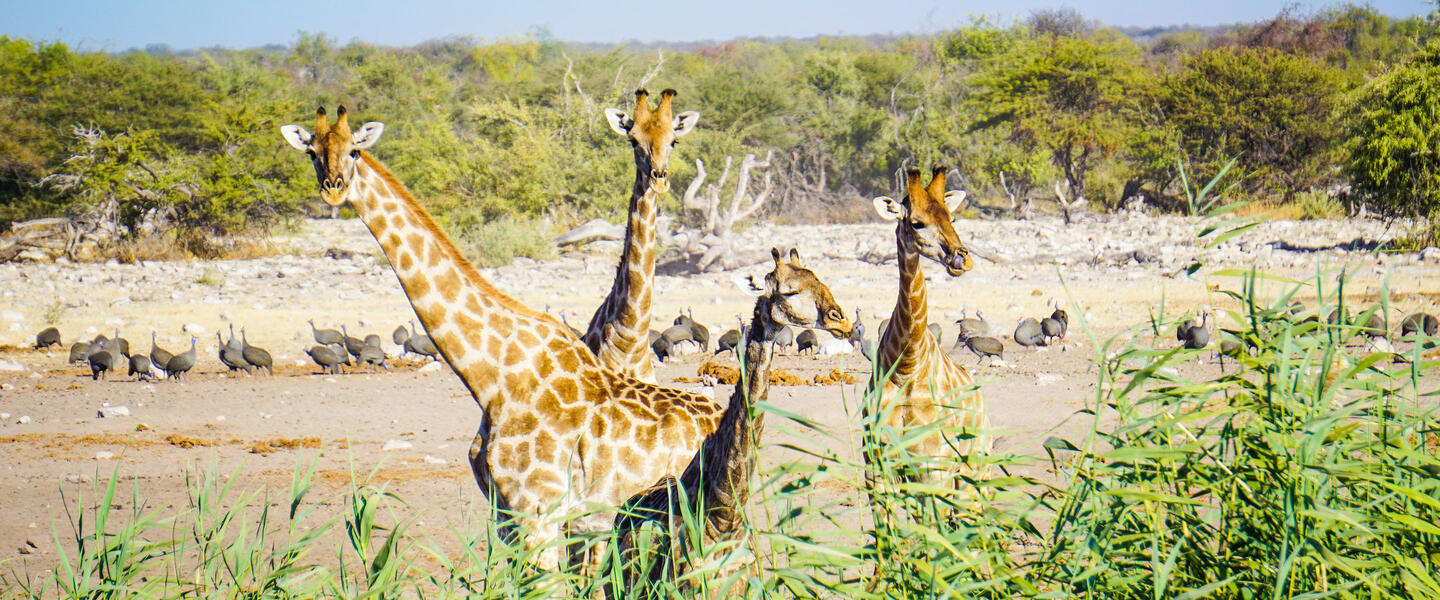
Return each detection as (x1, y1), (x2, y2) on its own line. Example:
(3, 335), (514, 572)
(668, 150), (775, 272)
(1053, 180), (1087, 225)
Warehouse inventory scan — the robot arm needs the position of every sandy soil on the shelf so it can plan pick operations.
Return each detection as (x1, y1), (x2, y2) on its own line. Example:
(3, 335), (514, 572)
(0, 214), (1435, 581)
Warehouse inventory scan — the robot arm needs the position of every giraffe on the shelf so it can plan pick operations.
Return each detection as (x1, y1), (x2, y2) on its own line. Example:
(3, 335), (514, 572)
(281, 106), (729, 571)
(613, 248), (852, 591)
(583, 89), (700, 383)
(866, 167), (991, 487)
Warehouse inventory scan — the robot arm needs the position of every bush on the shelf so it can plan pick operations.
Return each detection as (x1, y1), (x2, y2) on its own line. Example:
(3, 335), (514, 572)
(451, 215), (556, 268)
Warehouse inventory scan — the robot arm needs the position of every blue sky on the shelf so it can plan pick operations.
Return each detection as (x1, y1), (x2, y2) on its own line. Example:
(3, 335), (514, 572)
(3, 0), (1430, 51)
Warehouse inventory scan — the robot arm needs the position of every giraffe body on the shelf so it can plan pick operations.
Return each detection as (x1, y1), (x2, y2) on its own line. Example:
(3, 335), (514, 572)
(868, 168), (990, 483)
(582, 89), (699, 383)
(281, 107), (723, 567)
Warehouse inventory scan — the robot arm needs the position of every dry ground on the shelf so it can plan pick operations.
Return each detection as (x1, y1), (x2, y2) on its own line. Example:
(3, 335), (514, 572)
(0, 214), (1435, 581)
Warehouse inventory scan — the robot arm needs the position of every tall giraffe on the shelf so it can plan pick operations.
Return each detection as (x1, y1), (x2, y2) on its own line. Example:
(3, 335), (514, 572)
(614, 248), (851, 589)
(583, 89), (699, 382)
(281, 106), (727, 569)
(867, 167), (990, 484)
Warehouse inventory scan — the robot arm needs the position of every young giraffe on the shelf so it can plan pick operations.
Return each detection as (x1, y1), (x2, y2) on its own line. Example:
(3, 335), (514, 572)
(280, 106), (743, 570)
(584, 89), (699, 383)
(867, 167), (991, 485)
(613, 248), (851, 591)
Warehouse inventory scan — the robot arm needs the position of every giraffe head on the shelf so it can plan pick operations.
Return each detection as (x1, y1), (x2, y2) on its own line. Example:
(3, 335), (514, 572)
(873, 167), (973, 276)
(604, 89), (700, 192)
(280, 106), (386, 207)
(740, 247), (852, 339)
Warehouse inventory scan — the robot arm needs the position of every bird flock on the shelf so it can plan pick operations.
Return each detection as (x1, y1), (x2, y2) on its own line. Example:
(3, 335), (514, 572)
(30, 301), (1438, 381)
(34, 319), (441, 381)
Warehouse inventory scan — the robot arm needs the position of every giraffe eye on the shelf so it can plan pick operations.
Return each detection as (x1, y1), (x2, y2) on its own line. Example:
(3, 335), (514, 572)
(911, 221), (926, 230)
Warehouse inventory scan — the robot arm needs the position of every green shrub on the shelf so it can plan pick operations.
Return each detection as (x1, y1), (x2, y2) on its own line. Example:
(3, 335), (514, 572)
(451, 216), (556, 268)
(1296, 187), (1345, 219)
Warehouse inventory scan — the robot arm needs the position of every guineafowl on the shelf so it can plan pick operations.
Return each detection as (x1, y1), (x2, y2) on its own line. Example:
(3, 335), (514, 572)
(1400, 312), (1439, 337)
(149, 332), (173, 377)
(88, 339), (116, 380)
(218, 332), (250, 374)
(1178, 311), (1210, 349)
(675, 309), (710, 351)
(1014, 317), (1045, 349)
(364, 333), (382, 348)
(966, 335), (1004, 362)
(240, 328), (273, 375)
(358, 340), (388, 368)
(305, 345), (344, 374)
(165, 337), (198, 380)
(34, 327), (61, 350)
(128, 353), (152, 380)
(309, 319), (343, 346)
(340, 325), (367, 360)
(403, 321), (439, 361)
(68, 341), (91, 364)
(796, 329), (819, 355)
(955, 309), (989, 341)
(927, 322), (942, 343)
(847, 308), (866, 348)
(774, 325), (795, 352)
(660, 323), (699, 357)
(651, 334), (672, 362)
(716, 316), (743, 355)
(392, 324), (411, 354)
(112, 329), (130, 358)
(1048, 305), (1069, 340)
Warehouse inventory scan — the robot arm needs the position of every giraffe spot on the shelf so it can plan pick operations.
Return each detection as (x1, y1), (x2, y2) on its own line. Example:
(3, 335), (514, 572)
(382, 232), (401, 249)
(513, 413), (539, 435)
(408, 275), (431, 299)
(384, 201), (400, 213)
(556, 350), (579, 372)
(491, 314), (514, 335)
(504, 341), (526, 366)
(526, 469), (561, 488)
(408, 233), (425, 252)
(512, 442), (531, 471)
(516, 329), (539, 348)
(552, 378), (578, 401)
(534, 430), (557, 460)
(590, 415), (608, 438)
(398, 252), (415, 272)
(427, 248), (443, 267)
(535, 353), (554, 379)
(435, 269), (461, 302)
(389, 214), (405, 230)
(487, 335), (503, 357)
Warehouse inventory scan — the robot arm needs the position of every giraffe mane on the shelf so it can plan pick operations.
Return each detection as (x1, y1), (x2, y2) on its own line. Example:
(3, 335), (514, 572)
(359, 152), (560, 326)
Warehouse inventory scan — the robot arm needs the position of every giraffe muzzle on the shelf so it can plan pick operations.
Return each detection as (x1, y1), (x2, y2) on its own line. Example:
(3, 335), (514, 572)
(945, 251), (972, 275)
(650, 168), (668, 180)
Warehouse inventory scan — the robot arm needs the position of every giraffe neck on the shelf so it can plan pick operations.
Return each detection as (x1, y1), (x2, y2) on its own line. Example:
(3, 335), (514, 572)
(880, 230), (930, 376)
(692, 296), (776, 540)
(582, 169), (661, 380)
(349, 152), (581, 409)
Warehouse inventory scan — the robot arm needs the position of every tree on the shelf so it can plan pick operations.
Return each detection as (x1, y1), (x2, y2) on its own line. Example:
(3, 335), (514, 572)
(969, 29), (1146, 207)
(1344, 40), (1440, 234)
(1163, 47), (1346, 199)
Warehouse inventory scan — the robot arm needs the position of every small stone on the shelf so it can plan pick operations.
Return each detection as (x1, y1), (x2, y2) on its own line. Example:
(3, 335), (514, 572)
(0, 413), (8, 420)
(28, 372), (42, 379)
(0, 359), (24, 372)
(95, 451), (115, 460)
(0, 383), (12, 391)
(135, 423), (150, 432)
(215, 415), (226, 421)
(183, 323), (207, 335)
(381, 439), (414, 451)
(97, 406), (131, 418)
(417, 361), (442, 373)
(64, 473), (87, 484)
(423, 455), (447, 465)
(16, 416), (31, 424)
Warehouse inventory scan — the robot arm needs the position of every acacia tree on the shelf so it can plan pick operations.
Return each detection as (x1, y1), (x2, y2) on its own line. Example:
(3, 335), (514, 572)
(1344, 40), (1440, 237)
(1163, 46), (1346, 199)
(968, 29), (1145, 207)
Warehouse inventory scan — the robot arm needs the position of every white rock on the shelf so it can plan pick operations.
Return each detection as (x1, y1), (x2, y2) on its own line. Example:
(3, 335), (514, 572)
(16, 415), (31, 424)
(0, 359), (24, 371)
(0, 383), (12, 391)
(97, 406), (131, 418)
(95, 451), (115, 460)
(215, 415), (226, 421)
(183, 323), (207, 334)
(28, 372), (42, 379)
(0, 412), (8, 419)
(417, 361), (443, 373)
(381, 439), (414, 451)
(423, 455), (447, 465)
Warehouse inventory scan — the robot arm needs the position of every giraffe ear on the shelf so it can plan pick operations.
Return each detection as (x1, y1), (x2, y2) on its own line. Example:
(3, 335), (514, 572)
(734, 273), (766, 297)
(604, 108), (632, 136)
(787, 247), (803, 267)
(944, 190), (968, 214)
(873, 196), (904, 221)
(352, 122), (385, 149)
(672, 111), (700, 137)
(280, 125), (312, 151)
